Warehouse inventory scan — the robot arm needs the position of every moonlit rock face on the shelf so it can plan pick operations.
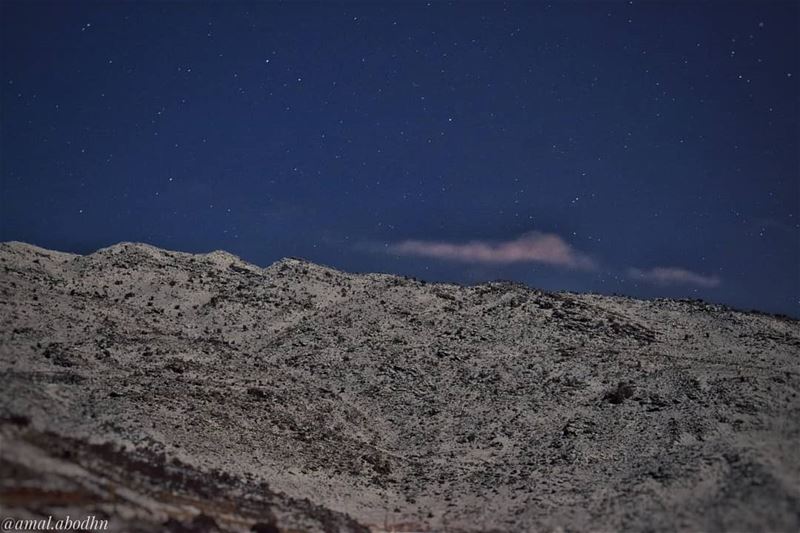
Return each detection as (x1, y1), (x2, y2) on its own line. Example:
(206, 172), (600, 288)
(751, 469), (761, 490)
(202, 249), (246, 268)
(1, 241), (799, 532)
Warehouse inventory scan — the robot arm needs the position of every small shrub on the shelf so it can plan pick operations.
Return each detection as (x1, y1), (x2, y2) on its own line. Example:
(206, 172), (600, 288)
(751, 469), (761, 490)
(604, 381), (635, 404)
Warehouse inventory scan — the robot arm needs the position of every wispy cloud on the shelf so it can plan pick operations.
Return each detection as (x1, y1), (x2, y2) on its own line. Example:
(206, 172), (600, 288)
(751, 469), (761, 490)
(628, 266), (721, 288)
(388, 232), (596, 270)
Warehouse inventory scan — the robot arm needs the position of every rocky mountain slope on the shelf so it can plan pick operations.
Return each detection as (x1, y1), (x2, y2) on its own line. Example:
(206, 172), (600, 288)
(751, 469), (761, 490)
(1, 241), (798, 532)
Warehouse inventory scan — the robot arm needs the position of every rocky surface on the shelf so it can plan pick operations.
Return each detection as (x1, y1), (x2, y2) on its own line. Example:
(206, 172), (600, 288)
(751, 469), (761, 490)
(0, 241), (798, 532)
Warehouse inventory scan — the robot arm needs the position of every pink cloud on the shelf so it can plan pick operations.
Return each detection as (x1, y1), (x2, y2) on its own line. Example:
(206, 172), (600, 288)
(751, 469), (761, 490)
(629, 266), (721, 288)
(388, 232), (596, 270)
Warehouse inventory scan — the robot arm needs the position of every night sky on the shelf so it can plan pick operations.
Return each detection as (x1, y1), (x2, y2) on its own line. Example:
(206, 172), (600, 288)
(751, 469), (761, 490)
(1, 1), (798, 316)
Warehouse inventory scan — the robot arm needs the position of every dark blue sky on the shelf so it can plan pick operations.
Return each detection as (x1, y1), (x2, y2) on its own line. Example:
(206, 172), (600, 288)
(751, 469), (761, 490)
(1, 1), (798, 316)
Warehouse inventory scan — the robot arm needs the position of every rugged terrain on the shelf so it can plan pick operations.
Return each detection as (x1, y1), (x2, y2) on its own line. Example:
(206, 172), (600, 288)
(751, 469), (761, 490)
(0, 241), (798, 532)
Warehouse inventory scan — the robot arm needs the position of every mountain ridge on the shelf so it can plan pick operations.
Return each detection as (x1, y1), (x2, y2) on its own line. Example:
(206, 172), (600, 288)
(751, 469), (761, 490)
(2, 240), (793, 320)
(1, 241), (799, 532)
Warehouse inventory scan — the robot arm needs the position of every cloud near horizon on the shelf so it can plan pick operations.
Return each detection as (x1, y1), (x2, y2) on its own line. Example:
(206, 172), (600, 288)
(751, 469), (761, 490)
(628, 266), (721, 288)
(388, 232), (596, 270)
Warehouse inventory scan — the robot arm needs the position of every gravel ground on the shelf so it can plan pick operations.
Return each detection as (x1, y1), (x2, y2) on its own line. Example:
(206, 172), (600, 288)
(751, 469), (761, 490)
(1, 241), (798, 532)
